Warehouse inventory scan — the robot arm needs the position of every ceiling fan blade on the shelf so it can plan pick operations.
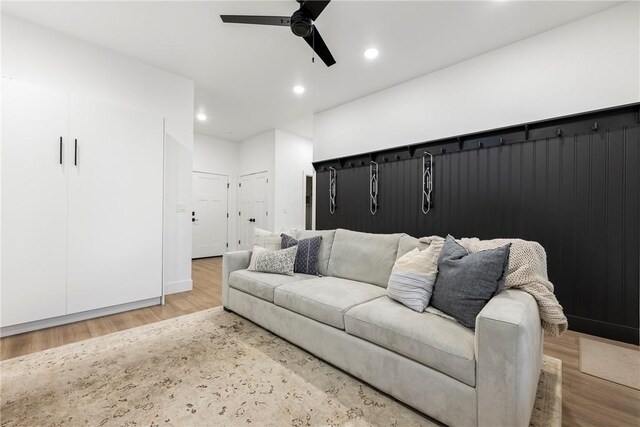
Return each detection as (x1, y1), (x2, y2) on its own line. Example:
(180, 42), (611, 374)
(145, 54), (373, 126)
(303, 26), (336, 67)
(220, 15), (291, 26)
(300, 0), (331, 21)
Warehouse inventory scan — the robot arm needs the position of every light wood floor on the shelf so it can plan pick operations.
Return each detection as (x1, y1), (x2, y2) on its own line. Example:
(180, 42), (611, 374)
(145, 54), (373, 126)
(1, 257), (638, 426)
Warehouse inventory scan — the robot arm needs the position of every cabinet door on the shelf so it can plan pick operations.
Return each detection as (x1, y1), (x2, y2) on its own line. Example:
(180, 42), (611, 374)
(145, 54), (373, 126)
(1, 79), (69, 326)
(67, 96), (163, 313)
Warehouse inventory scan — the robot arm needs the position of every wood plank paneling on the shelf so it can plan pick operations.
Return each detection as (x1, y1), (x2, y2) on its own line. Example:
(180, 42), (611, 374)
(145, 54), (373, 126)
(316, 120), (640, 344)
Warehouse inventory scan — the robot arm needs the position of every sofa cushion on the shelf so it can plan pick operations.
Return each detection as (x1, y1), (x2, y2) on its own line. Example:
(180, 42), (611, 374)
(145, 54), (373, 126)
(229, 269), (316, 302)
(345, 296), (476, 386)
(396, 234), (430, 259)
(296, 229), (336, 276)
(273, 277), (386, 329)
(327, 229), (402, 288)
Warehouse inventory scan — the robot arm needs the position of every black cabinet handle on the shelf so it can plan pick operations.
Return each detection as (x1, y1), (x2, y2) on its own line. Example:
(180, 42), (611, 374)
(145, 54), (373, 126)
(74, 139), (78, 166)
(59, 137), (63, 165)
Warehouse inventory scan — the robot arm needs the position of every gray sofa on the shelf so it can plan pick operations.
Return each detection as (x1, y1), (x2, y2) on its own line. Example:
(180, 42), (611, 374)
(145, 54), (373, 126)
(222, 228), (543, 427)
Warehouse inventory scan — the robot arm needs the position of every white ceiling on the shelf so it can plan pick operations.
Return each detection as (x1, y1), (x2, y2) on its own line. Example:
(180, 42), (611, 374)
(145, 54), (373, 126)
(2, 1), (621, 141)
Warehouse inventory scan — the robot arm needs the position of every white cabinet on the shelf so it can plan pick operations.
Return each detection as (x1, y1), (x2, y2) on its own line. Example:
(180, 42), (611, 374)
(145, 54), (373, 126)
(1, 80), (70, 326)
(1, 79), (164, 328)
(66, 95), (164, 313)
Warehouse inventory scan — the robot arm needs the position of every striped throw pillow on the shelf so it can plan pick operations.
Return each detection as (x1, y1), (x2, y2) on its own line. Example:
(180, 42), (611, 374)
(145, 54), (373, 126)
(281, 234), (322, 275)
(387, 240), (444, 312)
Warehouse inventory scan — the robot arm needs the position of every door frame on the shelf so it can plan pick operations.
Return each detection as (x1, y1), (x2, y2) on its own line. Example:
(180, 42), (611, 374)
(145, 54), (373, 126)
(302, 171), (316, 230)
(191, 171), (229, 259)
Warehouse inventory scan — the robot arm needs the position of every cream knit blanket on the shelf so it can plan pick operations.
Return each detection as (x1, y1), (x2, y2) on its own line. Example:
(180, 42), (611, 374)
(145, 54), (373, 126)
(419, 236), (568, 336)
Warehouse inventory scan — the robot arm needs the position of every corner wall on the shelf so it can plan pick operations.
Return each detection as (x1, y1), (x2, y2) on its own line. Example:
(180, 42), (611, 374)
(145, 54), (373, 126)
(274, 130), (314, 232)
(1, 14), (195, 295)
(314, 2), (640, 161)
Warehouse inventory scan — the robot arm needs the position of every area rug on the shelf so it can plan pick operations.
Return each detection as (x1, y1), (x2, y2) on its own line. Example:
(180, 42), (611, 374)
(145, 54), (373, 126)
(1, 308), (561, 426)
(580, 337), (640, 390)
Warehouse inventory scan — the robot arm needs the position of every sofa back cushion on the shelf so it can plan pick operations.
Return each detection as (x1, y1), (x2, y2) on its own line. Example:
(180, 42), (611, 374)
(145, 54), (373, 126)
(327, 229), (402, 287)
(295, 229), (336, 276)
(396, 234), (430, 259)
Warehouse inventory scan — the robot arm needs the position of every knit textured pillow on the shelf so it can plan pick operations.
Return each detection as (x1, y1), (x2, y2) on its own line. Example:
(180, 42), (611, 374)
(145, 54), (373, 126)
(430, 235), (511, 329)
(254, 228), (282, 251)
(248, 245), (297, 276)
(386, 239), (444, 312)
(281, 234), (322, 275)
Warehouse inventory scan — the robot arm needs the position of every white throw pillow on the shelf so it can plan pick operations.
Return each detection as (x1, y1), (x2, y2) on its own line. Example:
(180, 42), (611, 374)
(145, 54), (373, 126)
(386, 240), (444, 312)
(253, 228), (282, 250)
(248, 246), (297, 276)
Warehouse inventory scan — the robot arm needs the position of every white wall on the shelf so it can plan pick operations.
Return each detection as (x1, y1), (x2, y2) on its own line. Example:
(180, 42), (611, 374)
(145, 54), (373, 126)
(193, 133), (239, 250)
(194, 133), (238, 176)
(230, 129), (313, 235)
(314, 2), (640, 161)
(2, 15), (195, 294)
(239, 130), (276, 176)
(274, 130), (314, 232)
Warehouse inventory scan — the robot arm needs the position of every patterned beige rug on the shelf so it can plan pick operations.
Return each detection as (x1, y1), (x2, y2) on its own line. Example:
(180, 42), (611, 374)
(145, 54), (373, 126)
(1, 308), (561, 426)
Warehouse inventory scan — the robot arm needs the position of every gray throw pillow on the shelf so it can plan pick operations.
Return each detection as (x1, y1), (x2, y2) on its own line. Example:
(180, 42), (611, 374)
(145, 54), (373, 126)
(430, 235), (511, 329)
(281, 234), (322, 275)
(248, 246), (297, 276)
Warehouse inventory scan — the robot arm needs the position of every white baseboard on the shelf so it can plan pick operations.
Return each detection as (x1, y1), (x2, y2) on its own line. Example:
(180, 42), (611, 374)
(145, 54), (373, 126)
(0, 297), (162, 337)
(164, 279), (193, 295)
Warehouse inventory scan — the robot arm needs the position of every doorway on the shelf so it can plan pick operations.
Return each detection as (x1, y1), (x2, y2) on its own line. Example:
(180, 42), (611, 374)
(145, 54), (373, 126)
(304, 174), (313, 230)
(192, 172), (228, 258)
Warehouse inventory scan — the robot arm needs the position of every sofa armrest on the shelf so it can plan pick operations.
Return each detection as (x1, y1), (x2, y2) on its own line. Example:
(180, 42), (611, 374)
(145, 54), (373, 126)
(222, 250), (252, 307)
(475, 289), (543, 427)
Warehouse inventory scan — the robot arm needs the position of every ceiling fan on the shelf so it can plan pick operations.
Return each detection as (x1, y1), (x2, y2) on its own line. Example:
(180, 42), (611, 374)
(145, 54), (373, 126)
(220, 0), (336, 67)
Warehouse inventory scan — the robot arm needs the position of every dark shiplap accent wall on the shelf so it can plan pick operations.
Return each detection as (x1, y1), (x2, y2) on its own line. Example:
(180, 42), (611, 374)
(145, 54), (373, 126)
(314, 105), (639, 344)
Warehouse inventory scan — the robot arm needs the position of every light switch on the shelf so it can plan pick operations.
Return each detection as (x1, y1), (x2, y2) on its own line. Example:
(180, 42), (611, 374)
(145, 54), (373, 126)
(176, 203), (188, 212)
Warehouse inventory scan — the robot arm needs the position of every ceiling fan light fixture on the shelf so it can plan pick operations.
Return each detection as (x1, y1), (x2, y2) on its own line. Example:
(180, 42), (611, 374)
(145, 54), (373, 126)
(293, 85), (305, 95)
(364, 48), (379, 60)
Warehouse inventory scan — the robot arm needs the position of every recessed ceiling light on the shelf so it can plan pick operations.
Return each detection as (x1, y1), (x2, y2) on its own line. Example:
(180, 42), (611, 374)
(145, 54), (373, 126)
(196, 113), (207, 121)
(364, 48), (379, 60)
(293, 85), (305, 95)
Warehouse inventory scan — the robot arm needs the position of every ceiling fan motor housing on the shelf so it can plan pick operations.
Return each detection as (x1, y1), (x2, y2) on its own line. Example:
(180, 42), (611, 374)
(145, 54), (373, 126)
(290, 9), (313, 37)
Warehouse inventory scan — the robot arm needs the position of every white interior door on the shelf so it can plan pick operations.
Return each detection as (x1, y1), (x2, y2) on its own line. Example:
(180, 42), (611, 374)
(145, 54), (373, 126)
(192, 172), (228, 258)
(252, 173), (269, 230)
(238, 174), (254, 250)
(1, 79), (69, 326)
(238, 172), (269, 250)
(66, 95), (164, 314)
